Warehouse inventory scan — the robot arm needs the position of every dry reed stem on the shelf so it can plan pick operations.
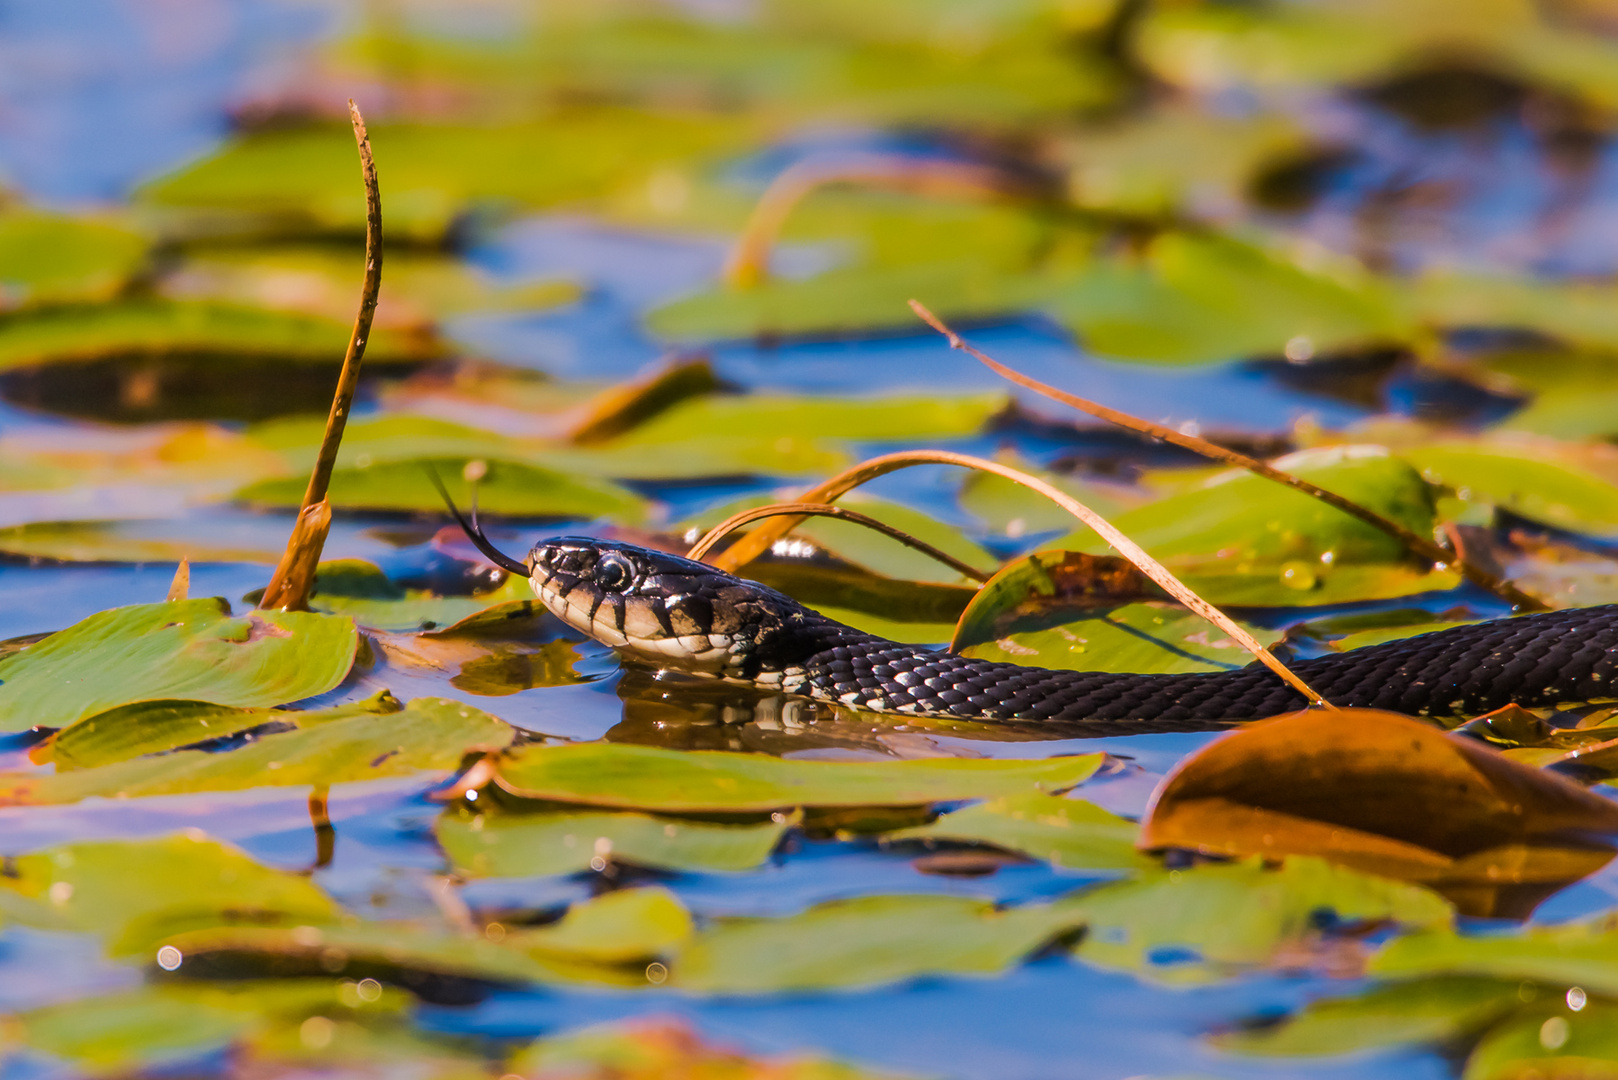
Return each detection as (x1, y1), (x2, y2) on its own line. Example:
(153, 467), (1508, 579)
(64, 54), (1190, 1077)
(706, 450), (1329, 706)
(686, 501), (994, 582)
(724, 156), (1014, 289)
(908, 299), (1546, 612)
(260, 99), (381, 611)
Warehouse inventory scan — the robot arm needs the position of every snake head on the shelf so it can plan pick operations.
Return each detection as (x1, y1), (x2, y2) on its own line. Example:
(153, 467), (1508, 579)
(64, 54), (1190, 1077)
(530, 536), (806, 673)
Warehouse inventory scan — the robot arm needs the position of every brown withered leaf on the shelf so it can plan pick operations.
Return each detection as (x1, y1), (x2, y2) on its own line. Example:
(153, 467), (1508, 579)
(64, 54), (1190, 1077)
(1139, 709), (1618, 917)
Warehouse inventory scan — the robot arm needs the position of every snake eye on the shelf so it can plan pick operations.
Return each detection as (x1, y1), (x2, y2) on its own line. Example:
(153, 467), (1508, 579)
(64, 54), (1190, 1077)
(594, 552), (635, 592)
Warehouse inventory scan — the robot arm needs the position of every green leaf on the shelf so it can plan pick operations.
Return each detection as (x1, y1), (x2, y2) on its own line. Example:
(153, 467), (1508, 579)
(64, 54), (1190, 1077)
(959, 601), (1281, 675)
(287, 559), (534, 633)
(237, 457), (646, 522)
(1371, 921), (1618, 997)
(1402, 440), (1618, 537)
(1045, 234), (1407, 365)
(0, 598), (358, 733)
(13, 990), (257, 1075)
(140, 112), (759, 244)
(1463, 1000), (1618, 1080)
(0, 519), (282, 564)
(671, 893), (1086, 993)
(0, 697), (513, 805)
(1214, 976), (1521, 1057)
(0, 298), (438, 372)
(1047, 446), (1450, 606)
(509, 886), (693, 963)
(618, 393), (1006, 448)
(0, 833), (338, 956)
(0, 209), (150, 307)
(488, 742), (1104, 812)
(41, 691), (403, 771)
(437, 806), (787, 877)
(886, 791), (1148, 871)
(1063, 856), (1453, 984)
(646, 258), (1056, 341)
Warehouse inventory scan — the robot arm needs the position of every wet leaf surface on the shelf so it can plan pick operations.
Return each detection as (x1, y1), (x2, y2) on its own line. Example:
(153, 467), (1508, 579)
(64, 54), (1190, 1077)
(886, 791), (1147, 871)
(488, 742), (1104, 812)
(960, 601), (1280, 675)
(0, 599), (357, 733)
(438, 805), (788, 877)
(0, 697), (513, 805)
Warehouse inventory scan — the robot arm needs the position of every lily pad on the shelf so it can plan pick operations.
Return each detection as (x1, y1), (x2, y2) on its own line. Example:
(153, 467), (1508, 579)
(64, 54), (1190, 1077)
(0, 209), (150, 308)
(1047, 445), (1450, 606)
(1214, 976), (1521, 1058)
(959, 601), (1280, 676)
(0, 833), (338, 956)
(1372, 920), (1618, 997)
(507, 886), (693, 964)
(886, 791), (1147, 871)
(10, 989), (259, 1075)
(1463, 1000), (1618, 1080)
(1062, 856), (1453, 984)
(0, 598), (358, 733)
(0, 298), (439, 372)
(0, 697), (513, 805)
(237, 457), (646, 522)
(672, 893), (1086, 993)
(39, 691), (403, 771)
(140, 112), (760, 244)
(289, 559), (533, 633)
(487, 742), (1104, 812)
(1402, 440), (1618, 537)
(438, 806), (787, 877)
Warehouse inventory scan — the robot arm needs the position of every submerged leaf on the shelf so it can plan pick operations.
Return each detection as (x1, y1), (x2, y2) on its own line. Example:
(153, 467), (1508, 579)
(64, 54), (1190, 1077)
(487, 742), (1103, 812)
(438, 806), (787, 877)
(0, 599), (357, 733)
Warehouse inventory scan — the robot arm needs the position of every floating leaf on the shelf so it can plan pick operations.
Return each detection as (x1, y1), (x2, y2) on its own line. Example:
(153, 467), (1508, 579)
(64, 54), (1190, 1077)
(1044, 234), (1407, 366)
(508, 1017), (911, 1080)
(0, 519), (281, 565)
(10, 989), (258, 1075)
(39, 691), (402, 771)
(0, 599), (357, 733)
(1403, 439), (1618, 538)
(1048, 446), (1450, 606)
(0, 209), (150, 308)
(238, 457), (646, 522)
(509, 886), (693, 964)
(281, 559), (534, 633)
(438, 806), (787, 877)
(0, 298), (438, 372)
(1214, 976), (1521, 1057)
(672, 893), (1085, 993)
(1063, 856), (1452, 984)
(615, 393), (1006, 448)
(0, 833), (337, 956)
(959, 601), (1280, 676)
(1371, 920), (1618, 997)
(1140, 709), (1618, 917)
(0, 698), (513, 805)
(951, 551), (1157, 652)
(141, 112), (760, 244)
(886, 791), (1147, 871)
(487, 742), (1103, 812)
(1463, 999), (1618, 1080)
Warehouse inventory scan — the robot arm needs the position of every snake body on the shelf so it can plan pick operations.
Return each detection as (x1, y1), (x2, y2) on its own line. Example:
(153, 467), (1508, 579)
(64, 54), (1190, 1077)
(494, 536), (1618, 726)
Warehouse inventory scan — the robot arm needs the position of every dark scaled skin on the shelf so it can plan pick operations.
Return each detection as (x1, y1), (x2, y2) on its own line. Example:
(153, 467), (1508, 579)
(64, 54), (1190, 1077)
(525, 537), (1618, 726)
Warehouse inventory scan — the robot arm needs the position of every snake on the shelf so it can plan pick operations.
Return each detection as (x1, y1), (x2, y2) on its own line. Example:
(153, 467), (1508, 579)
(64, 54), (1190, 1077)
(441, 498), (1618, 726)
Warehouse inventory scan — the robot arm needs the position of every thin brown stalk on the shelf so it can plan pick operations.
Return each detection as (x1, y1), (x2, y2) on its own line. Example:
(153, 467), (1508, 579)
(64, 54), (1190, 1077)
(260, 99), (382, 611)
(706, 450), (1330, 707)
(725, 156), (1014, 289)
(908, 299), (1547, 612)
(686, 502), (995, 582)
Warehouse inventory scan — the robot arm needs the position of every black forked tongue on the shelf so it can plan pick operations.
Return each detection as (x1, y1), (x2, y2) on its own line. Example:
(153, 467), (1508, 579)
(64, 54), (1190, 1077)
(425, 467), (531, 578)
